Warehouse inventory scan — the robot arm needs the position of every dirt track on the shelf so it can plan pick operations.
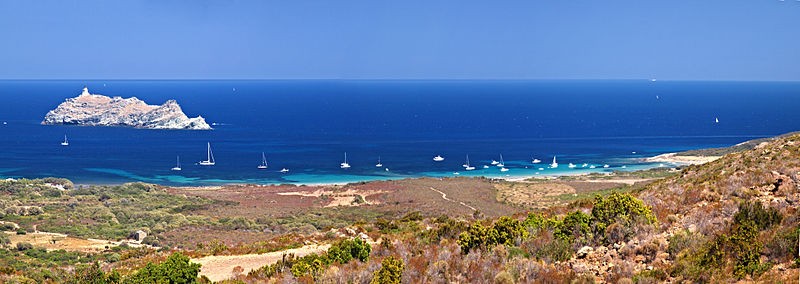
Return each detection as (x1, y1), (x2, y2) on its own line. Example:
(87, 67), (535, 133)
(192, 243), (331, 282)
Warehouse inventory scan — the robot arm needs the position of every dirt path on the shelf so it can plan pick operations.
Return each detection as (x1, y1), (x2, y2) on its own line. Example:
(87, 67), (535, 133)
(192, 243), (331, 282)
(2, 230), (149, 253)
(429, 187), (477, 211)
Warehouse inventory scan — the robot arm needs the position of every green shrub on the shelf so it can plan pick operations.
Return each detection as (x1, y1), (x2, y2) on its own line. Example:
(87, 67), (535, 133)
(554, 211), (592, 243)
(458, 222), (488, 254)
(525, 233), (573, 262)
(590, 192), (656, 244)
(67, 262), (120, 284)
(124, 252), (200, 284)
(327, 237), (371, 264)
(488, 216), (528, 247)
(667, 230), (703, 260)
(733, 201), (782, 230)
(290, 254), (326, 278)
(423, 215), (467, 243)
(371, 256), (404, 284)
(0, 233), (9, 247)
(459, 217), (528, 254)
(766, 226), (800, 263)
(400, 211), (423, 222)
(523, 212), (546, 231)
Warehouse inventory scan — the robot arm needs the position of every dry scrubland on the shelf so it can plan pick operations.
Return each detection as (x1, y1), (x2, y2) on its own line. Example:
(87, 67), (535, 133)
(0, 134), (799, 282)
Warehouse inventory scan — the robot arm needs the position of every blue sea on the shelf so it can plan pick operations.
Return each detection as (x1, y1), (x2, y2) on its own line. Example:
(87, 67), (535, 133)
(0, 80), (798, 186)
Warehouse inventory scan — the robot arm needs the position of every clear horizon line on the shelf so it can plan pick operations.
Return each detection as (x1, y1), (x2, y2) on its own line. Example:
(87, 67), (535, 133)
(1, 78), (799, 83)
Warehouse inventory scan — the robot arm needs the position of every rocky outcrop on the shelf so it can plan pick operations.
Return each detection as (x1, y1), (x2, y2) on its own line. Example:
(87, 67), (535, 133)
(42, 87), (211, 130)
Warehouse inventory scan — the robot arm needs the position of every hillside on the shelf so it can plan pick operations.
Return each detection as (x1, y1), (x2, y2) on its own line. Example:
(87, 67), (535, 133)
(0, 132), (799, 283)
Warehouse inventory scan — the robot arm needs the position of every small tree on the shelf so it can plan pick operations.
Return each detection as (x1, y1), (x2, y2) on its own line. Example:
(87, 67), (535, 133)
(371, 256), (404, 284)
(124, 252), (200, 284)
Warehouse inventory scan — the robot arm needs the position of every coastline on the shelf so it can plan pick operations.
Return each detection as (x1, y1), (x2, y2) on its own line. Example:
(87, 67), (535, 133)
(642, 152), (721, 165)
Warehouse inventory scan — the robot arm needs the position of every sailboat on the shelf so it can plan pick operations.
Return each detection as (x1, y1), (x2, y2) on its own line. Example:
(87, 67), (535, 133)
(496, 154), (505, 167)
(715, 117), (719, 123)
(199, 142), (215, 166)
(465, 155), (476, 171)
(257, 152), (268, 169)
(340, 152), (351, 169)
(60, 135), (69, 146)
(499, 155), (509, 172)
(171, 156), (182, 171)
(550, 156), (559, 168)
(375, 156), (383, 168)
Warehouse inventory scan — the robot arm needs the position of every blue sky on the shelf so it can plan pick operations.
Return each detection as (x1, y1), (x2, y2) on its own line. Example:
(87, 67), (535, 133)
(0, 1), (798, 80)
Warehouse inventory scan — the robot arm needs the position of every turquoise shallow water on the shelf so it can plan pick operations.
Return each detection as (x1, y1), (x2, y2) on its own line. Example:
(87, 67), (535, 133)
(0, 80), (797, 185)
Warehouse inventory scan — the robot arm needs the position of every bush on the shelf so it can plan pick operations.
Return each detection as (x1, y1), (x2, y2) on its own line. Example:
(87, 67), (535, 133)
(327, 237), (371, 264)
(458, 217), (528, 254)
(371, 256), (404, 284)
(458, 222), (488, 254)
(667, 230), (703, 260)
(423, 215), (467, 242)
(16, 242), (33, 251)
(523, 231), (573, 262)
(488, 216), (528, 247)
(290, 254), (326, 278)
(695, 220), (769, 279)
(766, 226), (800, 263)
(400, 211), (423, 222)
(124, 252), (200, 284)
(0, 233), (9, 247)
(733, 201), (782, 230)
(67, 262), (121, 284)
(554, 211), (592, 243)
(590, 192), (657, 244)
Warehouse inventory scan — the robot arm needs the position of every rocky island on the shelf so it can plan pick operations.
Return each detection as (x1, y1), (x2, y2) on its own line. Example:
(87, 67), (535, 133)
(41, 87), (211, 130)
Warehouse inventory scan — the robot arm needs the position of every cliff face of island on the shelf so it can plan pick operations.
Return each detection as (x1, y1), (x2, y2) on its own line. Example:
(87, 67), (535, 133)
(42, 87), (211, 130)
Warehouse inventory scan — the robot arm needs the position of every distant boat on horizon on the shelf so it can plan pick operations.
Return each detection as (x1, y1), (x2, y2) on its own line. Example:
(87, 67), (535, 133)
(715, 117), (719, 123)
(258, 152), (268, 169)
(60, 134), (69, 146)
(199, 142), (215, 166)
(375, 156), (383, 168)
(280, 168), (289, 173)
(532, 158), (541, 164)
(568, 163), (577, 168)
(340, 152), (351, 169)
(171, 156), (182, 171)
(433, 155), (445, 162)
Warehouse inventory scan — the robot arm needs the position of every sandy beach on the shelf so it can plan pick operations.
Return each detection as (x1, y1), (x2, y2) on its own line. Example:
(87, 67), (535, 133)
(643, 152), (720, 165)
